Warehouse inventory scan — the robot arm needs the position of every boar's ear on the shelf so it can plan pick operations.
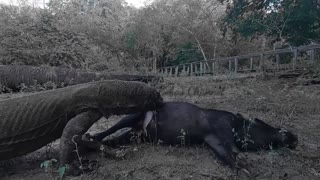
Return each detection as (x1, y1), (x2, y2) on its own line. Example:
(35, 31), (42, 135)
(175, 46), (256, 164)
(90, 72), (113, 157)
(235, 113), (245, 119)
(274, 128), (287, 141)
(253, 118), (272, 127)
(278, 128), (289, 133)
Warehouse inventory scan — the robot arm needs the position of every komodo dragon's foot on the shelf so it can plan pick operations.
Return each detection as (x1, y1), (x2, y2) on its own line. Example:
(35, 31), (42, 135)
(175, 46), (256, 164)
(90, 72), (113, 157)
(74, 135), (128, 159)
(59, 135), (101, 177)
(58, 111), (103, 177)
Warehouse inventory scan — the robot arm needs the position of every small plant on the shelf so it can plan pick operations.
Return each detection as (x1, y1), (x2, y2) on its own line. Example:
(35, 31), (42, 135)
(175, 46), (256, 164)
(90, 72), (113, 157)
(309, 60), (320, 74)
(268, 143), (274, 150)
(40, 158), (69, 180)
(57, 165), (67, 180)
(177, 128), (187, 147)
(40, 158), (63, 179)
(40, 158), (57, 172)
(157, 139), (164, 145)
(233, 118), (255, 151)
(72, 136), (85, 175)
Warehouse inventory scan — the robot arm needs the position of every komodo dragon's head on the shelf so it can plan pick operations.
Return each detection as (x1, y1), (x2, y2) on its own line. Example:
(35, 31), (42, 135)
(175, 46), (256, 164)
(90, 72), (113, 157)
(73, 80), (163, 115)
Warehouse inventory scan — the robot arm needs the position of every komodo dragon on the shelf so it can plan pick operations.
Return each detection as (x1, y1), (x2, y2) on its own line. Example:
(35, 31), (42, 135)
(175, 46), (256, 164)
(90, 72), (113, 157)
(0, 65), (162, 92)
(0, 80), (163, 173)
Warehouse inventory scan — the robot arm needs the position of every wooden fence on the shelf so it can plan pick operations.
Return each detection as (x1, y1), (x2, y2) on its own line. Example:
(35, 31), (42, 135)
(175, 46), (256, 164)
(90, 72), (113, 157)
(158, 44), (320, 77)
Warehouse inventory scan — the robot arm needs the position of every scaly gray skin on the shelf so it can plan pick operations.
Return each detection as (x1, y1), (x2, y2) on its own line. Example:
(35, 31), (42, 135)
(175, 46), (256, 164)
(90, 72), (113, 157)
(0, 80), (163, 168)
(0, 65), (162, 92)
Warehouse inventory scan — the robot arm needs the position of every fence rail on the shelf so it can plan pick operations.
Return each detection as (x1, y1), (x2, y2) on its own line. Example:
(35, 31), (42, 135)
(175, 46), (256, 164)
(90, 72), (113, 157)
(158, 44), (320, 77)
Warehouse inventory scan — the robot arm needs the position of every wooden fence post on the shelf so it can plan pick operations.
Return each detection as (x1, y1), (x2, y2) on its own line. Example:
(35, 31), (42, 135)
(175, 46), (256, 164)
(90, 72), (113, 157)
(175, 67), (179, 77)
(194, 63), (198, 76)
(310, 49), (315, 63)
(216, 60), (219, 74)
(182, 65), (186, 74)
(292, 49), (297, 69)
(250, 57), (253, 71)
(169, 67), (173, 77)
(211, 62), (215, 75)
(259, 53), (264, 71)
(276, 54), (280, 70)
(156, 45), (320, 76)
(234, 58), (238, 73)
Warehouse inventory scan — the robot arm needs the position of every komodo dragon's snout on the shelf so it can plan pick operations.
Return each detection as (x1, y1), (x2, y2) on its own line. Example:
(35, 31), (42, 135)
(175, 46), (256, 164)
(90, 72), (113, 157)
(0, 80), (163, 176)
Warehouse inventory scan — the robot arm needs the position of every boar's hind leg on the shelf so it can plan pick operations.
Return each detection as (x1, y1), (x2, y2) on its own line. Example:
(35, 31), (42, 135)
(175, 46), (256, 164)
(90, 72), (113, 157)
(204, 134), (236, 168)
(59, 110), (102, 173)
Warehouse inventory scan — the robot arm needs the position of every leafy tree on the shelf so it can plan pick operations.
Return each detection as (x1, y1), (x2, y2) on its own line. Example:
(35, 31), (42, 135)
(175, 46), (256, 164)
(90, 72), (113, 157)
(47, 0), (131, 66)
(172, 43), (203, 65)
(0, 0), (277, 71)
(223, 0), (320, 46)
(0, 5), (96, 68)
(123, 0), (229, 68)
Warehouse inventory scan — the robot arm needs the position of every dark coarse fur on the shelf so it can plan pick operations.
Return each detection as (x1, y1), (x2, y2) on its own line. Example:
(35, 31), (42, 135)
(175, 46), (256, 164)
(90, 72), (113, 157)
(232, 114), (298, 151)
(92, 102), (298, 168)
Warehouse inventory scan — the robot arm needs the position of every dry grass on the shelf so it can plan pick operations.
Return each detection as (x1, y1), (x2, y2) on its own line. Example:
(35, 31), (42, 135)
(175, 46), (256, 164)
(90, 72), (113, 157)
(1, 73), (320, 180)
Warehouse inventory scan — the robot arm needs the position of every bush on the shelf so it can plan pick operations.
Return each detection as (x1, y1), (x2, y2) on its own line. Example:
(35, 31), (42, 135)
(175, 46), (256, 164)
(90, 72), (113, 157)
(0, 6), (98, 68)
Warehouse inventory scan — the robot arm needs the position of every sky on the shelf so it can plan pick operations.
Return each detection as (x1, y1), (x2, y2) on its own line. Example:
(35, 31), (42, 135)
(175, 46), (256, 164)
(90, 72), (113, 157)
(0, 0), (149, 8)
(125, 0), (146, 8)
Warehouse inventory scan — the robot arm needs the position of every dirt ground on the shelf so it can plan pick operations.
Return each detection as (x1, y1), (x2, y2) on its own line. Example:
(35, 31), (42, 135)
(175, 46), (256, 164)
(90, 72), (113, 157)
(1, 72), (320, 180)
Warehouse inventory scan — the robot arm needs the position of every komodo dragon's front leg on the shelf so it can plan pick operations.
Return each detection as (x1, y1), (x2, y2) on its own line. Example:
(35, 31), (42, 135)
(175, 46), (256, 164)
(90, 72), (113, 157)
(59, 110), (103, 171)
(0, 80), (163, 177)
